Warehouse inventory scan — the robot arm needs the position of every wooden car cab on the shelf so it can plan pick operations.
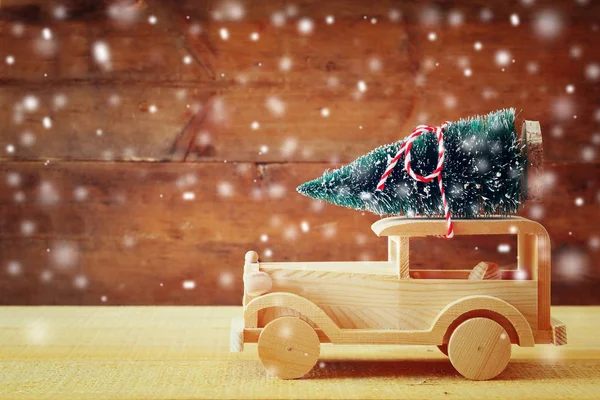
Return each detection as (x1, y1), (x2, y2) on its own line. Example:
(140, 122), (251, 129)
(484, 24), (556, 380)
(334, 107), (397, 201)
(231, 217), (566, 381)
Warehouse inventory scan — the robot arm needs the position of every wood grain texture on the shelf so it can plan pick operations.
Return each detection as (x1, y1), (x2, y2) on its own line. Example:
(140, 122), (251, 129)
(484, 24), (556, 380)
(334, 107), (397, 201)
(0, 306), (597, 399)
(0, 161), (598, 305)
(257, 316), (320, 379)
(0, 1), (598, 163)
(0, 0), (598, 306)
(244, 292), (537, 347)
(468, 262), (501, 281)
(258, 267), (538, 330)
(448, 317), (512, 380)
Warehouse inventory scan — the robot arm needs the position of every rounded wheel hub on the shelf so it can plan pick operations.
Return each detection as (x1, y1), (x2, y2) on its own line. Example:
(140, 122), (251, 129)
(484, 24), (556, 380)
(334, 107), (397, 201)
(448, 317), (511, 380)
(258, 316), (320, 379)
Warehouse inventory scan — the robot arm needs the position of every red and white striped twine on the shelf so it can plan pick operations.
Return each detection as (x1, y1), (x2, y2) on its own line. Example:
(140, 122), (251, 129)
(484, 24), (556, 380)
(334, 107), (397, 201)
(376, 122), (454, 239)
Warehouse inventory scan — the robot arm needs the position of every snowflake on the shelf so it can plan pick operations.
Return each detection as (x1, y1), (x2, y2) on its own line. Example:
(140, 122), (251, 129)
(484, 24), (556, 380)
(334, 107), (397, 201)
(297, 18), (314, 35)
(533, 9), (563, 40)
(93, 41), (111, 70)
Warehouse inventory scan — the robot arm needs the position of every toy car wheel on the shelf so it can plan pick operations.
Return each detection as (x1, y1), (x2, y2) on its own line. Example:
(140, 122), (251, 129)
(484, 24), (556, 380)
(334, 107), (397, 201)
(258, 316), (320, 379)
(437, 344), (449, 356)
(448, 317), (511, 380)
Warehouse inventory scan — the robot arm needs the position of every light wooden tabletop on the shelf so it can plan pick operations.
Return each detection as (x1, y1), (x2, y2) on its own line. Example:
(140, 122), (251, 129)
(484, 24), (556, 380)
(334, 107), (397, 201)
(0, 306), (599, 399)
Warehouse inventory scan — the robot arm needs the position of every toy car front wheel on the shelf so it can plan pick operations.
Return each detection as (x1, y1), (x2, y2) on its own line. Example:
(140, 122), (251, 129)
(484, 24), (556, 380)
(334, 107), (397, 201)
(448, 317), (511, 380)
(257, 316), (320, 379)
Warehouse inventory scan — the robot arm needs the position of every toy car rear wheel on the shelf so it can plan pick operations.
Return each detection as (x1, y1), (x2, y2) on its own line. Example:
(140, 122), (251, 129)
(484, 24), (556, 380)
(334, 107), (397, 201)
(448, 317), (511, 380)
(258, 316), (320, 379)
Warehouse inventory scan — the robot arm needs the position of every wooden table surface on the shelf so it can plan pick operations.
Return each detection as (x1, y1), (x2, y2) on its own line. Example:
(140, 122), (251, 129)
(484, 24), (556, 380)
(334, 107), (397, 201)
(0, 306), (599, 399)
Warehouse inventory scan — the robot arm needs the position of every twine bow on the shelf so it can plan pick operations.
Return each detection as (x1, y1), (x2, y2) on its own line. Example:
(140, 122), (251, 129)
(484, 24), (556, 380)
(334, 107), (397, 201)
(376, 122), (454, 239)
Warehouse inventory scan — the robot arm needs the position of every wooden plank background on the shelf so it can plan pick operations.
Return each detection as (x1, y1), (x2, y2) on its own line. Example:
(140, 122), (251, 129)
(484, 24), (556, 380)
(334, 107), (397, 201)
(0, 0), (598, 305)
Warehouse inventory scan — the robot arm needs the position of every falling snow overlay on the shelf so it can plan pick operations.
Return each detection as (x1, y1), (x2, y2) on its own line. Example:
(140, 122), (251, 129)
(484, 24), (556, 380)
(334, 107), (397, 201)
(0, 0), (597, 309)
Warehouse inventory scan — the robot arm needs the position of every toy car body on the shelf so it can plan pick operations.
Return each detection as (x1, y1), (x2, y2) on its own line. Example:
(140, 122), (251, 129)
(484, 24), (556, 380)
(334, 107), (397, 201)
(231, 216), (566, 380)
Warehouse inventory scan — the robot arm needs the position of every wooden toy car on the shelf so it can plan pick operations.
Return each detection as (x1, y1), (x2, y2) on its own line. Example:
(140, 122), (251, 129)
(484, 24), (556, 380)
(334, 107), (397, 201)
(231, 217), (567, 380)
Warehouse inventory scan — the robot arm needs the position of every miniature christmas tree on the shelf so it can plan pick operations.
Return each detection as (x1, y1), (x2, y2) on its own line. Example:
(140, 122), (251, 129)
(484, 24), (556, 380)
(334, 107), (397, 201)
(297, 108), (525, 219)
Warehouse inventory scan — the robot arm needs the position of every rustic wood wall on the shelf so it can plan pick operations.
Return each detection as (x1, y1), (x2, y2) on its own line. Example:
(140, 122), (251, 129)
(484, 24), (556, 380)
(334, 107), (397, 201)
(1, 0), (598, 305)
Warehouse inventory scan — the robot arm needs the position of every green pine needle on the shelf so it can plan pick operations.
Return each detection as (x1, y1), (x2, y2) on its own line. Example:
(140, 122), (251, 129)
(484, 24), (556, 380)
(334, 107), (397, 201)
(297, 108), (525, 218)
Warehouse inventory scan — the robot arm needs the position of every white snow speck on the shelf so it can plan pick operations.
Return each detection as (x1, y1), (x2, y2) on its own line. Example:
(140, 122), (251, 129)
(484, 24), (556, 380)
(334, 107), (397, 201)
(515, 270), (527, 280)
(271, 11), (286, 27)
(6, 261), (22, 276)
(251, 121), (260, 130)
(266, 96), (286, 116)
(264, 248), (273, 258)
(122, 235), (136, 248)
(53, 5), (67, 19)
(268, 183), (286, 199)
(101, 295), (107, 302)
(279, 56), (292, 72)
(575, 197), (584, 206)
(464, 68), (472, 77)
(388, 9), (402, 22)
(510, 14), (520, 26)
(5, 55), (15, 65)
(357, 80), (367, 92)
(260, 234), (269, 242)
(217, 181), (234, 198)
(148, 15), (157, 24)
(300, 221), (310, 233)
(21, 220), (36, 236)
(297, 18), (314, 35)
(183, 55), (192, 65)
(189, 23), (202, 36)
(280, 137), (298, 157)
(326, 15), (335, 24)
(497, 244), (511, 253)
(526, 62), (539, 74)
(53, 93), (67, 109)
(182, 191), (195, 201)
(23, 95), (39, 112)
(219, 272), (234, 287)
(533, 9), (563, 40)
(556, 249), (588, 281)
(40, 269), (53, 282)
(148, 104), (157, 113)
(39, 181), (60, 206)
(495, 50), (511, 67)
(93, 41), (111, 69)
(6, 172), (21, 187)
(320, 107), (330, 117)
(448, 10), (463, 26)
(552, 97), (575, 121)
(250, 32), (259, 41)
(14, 191), (26, 203)
(219, 27), (229, 40)
(73, 274), (88, 289)
(565, 84), (575, 94)
(73, 186), (89, 201)
(581, 146), (595, 162)
(474, 42), (482, 51)
(42, 27), (52, 40)
(6, 144), (15, 154)
(427, 32), (437, 41)
(182, 280), (196, 290)
(480, 8), (493, 22)
(589, 236), (600, 251)
(585, 64), (600, 81)
(51, 241), (79, 269)
(20, 131), (36, 147)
